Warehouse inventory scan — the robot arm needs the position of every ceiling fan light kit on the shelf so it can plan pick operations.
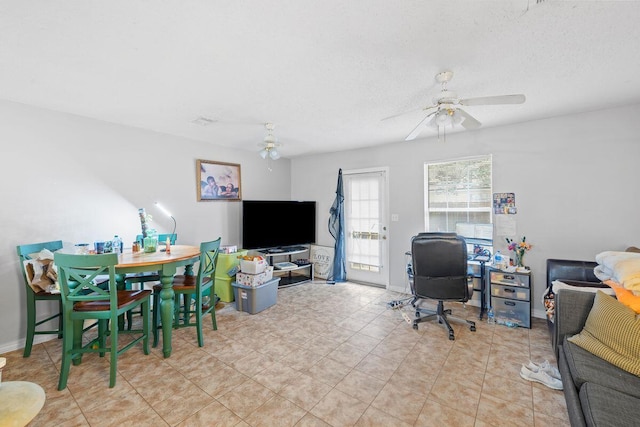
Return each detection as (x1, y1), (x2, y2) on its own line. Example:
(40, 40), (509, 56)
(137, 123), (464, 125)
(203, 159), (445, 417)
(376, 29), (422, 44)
(395, 70), (525, 142)
(259, 122), (282, 170)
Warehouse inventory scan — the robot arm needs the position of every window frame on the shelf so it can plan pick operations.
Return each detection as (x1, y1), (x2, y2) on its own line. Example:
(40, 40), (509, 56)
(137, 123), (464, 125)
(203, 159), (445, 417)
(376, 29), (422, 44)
(424, 155), (493, 233)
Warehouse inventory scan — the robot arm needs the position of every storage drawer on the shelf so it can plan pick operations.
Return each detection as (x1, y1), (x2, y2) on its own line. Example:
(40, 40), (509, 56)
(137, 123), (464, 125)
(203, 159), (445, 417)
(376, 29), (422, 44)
(491, 296), (531, 328)
(490, 271), (530, 288)
(491, 284), (530, 302)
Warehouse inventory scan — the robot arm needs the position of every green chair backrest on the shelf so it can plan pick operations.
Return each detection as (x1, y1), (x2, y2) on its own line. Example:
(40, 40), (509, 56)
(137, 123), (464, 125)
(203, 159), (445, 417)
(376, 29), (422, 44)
(17, 240), (64, 292)
(197, 238), (221, 286)
(54, 253), (118, 310)
(135, 234), (177, 245)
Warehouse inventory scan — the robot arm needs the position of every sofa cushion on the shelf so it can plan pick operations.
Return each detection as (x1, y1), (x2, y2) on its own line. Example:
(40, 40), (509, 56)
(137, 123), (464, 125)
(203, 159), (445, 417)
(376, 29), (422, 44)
(558, 345), (586, 427)
(568, 291), (640, 377)
(606, 280), (640, 314)
(580, 382), (640, 427)
(563, 340), (640, 400)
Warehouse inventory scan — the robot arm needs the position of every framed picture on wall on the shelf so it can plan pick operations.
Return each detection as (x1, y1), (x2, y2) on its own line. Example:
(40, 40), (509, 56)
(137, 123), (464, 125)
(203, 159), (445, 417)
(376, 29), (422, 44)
(196, 159), (242, 201)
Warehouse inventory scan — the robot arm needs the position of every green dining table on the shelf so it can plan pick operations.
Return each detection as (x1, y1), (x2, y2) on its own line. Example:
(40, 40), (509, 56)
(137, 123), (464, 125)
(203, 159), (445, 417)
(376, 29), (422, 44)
(113, 245), (200, 358)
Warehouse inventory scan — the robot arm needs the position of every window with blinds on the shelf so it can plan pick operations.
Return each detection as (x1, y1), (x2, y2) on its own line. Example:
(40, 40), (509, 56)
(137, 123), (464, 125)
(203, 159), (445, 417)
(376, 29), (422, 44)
(424, 155), (492, 232)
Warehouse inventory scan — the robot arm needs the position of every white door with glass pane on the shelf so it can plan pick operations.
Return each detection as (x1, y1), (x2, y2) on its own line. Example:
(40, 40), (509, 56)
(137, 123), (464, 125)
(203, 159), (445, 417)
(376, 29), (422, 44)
(343, 168), (389, 287)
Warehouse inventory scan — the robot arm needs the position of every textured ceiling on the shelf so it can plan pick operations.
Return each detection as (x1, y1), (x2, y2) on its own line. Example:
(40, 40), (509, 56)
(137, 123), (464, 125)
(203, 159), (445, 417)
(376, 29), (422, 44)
(1, 1), (639, 157)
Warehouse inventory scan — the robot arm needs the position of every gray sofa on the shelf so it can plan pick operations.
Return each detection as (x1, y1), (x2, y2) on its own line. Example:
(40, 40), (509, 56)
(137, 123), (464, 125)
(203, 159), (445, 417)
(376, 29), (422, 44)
(554, 289), (640, 427)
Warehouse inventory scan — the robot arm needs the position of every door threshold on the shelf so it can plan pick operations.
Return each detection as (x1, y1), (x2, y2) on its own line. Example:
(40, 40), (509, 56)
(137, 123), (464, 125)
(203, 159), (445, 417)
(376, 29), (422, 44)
(347, 280), (386, 289)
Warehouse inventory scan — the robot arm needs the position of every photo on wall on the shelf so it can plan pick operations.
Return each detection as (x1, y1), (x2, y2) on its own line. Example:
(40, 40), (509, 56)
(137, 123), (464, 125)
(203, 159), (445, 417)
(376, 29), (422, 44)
(196, 159), (242, 201)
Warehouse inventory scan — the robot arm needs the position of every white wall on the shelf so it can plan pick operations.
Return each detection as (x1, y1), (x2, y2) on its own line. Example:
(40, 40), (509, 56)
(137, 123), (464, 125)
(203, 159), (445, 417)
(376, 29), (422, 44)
(3, 99), (639, 352)
(291, 104), (640, 318)
(0, 99), (291, 353)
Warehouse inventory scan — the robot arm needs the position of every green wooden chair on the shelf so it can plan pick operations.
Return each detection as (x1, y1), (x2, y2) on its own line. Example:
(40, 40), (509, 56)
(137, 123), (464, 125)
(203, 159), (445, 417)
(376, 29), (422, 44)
(54, 252), (151, 390)
(17, 241), (64, 357)
(152, 238), (220, 347)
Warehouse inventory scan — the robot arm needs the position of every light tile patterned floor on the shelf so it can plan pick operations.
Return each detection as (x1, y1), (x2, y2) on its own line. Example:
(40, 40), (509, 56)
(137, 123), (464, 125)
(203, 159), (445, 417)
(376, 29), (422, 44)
(2, 281), (570, 426)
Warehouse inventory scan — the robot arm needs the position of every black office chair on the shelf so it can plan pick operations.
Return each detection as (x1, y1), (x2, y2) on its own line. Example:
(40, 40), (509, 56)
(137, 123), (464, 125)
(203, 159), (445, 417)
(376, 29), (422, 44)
(410, 232), (476, 340)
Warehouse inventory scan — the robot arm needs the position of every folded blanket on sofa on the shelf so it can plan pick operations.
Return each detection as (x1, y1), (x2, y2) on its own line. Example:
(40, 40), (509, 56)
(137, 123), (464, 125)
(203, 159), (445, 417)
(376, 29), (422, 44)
(594, 251), (640, 292)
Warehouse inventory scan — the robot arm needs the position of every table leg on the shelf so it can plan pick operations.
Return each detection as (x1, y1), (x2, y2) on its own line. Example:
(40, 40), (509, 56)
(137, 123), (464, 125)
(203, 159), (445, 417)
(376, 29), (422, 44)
(159, 271), (175, 358)
(72, 320), (83, 366)
(115, 274), (126, 331)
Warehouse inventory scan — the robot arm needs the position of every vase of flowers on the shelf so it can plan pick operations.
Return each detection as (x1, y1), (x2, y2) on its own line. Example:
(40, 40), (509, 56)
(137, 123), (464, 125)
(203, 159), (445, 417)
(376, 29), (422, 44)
(506, 236), (532, 268)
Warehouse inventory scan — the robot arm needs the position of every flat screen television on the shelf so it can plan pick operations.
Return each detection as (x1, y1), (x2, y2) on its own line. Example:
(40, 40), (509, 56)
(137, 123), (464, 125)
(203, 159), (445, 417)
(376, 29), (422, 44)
(242, 200), (317, 250)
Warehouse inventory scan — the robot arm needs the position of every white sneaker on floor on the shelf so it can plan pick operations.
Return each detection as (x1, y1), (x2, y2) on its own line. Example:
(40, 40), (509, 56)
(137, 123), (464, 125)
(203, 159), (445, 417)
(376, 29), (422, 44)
(520, 366), (563, 390)
(524, 359), (561, 380)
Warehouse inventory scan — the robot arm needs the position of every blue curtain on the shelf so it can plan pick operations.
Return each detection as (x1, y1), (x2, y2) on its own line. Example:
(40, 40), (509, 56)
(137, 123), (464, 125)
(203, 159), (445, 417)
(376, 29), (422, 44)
(328, 168), (346, 282)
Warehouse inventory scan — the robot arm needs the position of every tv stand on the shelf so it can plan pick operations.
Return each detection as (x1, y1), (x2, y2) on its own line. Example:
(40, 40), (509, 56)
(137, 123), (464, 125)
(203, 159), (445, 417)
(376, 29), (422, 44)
(264, 248), (285, 254)
(263, 245), (307, 254)
(259, 246), (313, 287)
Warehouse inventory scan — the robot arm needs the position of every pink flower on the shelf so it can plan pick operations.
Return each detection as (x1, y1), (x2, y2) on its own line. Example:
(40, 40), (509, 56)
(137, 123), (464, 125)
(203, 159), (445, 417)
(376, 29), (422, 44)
(505, 237), (532, 256)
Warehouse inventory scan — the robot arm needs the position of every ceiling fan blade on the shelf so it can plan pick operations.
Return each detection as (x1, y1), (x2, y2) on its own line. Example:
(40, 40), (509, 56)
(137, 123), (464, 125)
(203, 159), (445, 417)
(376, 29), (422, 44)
(459, 94), (526, 106)
(382, 105), (436, 121)
(457, 109), (481, 129)
(404, 111), (437, 141)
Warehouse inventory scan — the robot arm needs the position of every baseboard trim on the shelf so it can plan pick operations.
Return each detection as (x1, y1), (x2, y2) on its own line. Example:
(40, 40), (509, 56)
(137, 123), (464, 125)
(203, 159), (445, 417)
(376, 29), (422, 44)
(0, 335), (56, 356)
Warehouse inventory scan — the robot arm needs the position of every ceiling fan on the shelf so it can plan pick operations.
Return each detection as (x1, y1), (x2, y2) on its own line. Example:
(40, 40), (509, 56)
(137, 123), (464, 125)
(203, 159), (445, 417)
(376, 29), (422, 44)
(388, 71), (525, 141)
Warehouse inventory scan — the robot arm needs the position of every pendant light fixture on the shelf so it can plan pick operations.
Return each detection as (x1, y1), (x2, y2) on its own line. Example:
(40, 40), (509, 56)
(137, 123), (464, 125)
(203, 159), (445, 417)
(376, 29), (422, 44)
(258, 123), (282, 171)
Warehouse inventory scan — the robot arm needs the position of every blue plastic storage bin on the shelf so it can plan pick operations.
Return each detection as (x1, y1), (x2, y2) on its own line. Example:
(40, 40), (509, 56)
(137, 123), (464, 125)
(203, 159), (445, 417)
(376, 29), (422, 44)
(232, 277), (280, 314)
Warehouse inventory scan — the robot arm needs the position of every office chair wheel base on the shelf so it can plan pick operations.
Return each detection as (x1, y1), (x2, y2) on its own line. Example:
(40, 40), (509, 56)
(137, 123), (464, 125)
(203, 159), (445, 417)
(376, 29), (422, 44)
(448, 332), (455, 340)
(412, 323), (418, 330)
(470, 325), (476, 332)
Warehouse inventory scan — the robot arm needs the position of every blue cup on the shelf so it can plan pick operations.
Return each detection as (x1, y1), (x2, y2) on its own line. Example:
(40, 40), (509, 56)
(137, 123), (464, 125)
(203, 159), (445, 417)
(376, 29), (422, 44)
(94, 241), (105, 254)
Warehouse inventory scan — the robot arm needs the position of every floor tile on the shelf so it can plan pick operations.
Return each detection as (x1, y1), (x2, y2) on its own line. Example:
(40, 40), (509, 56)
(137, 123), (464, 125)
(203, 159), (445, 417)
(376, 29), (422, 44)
(428, 368), (483, 418)
(475, 392), (535, 427)
(310, 388), (369, 427)
(191, 363), (249, 399)
(151, 386), (215, 426)
(354, 352), (399, 382)
(244, 395), (306, 427)
(279, 373), (333, 411)
(355, 405), (412, 427)
(415, 398), (476, 427)
(335, 368), (386, 404)
(326, 341), (369, 368)
(306, 356), (352, 387)
(176, 399), (242, 427)
(252, 361), (301, 392)
(294, 412), (331, 427)
(371, 381), (428, 424)
(481, 370), (533, 409)
(216, 378), (275, 418)
(2, 280), (569, 427)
